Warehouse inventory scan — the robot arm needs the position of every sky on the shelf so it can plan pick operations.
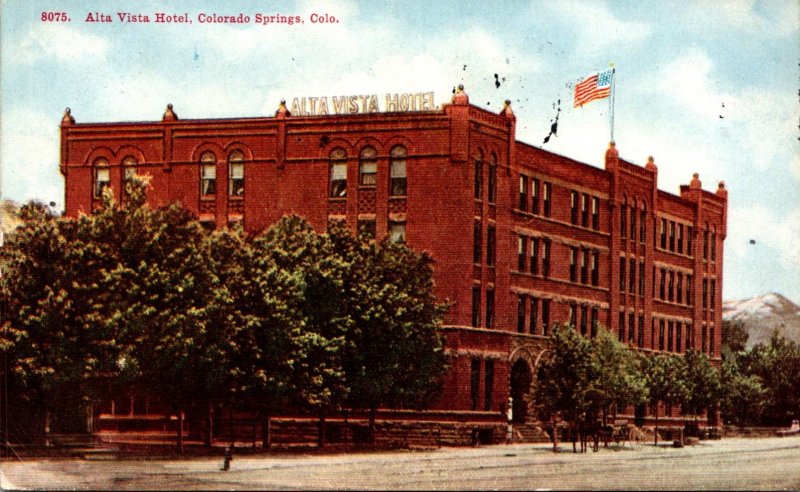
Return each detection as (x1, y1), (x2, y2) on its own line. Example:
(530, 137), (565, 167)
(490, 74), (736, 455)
(1, 0), (798, 303)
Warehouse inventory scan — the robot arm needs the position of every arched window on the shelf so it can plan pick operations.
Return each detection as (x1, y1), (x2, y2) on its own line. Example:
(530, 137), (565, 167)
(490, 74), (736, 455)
(200, 152), (216, 196)
(488, 153), (497, 204)
(474, 150), (483, 199)
(329, 148), (347, 197)
(228, 150), (244, 196)
(359, 147), (377, 186)
(640, 202), (647, 242)
(93, 157), (110, 198)
(389, 145), (407, 196)
(122, 156), (138, 182)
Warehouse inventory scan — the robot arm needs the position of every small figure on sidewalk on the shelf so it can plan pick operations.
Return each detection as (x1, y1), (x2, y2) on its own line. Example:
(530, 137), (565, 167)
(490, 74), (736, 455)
(222, 445), (233, 471)
(506, 396), (514, 444)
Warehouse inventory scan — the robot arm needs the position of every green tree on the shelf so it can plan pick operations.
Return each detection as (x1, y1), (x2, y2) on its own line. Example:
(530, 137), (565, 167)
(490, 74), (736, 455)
(682, 350), (722, 430)
(536, 324), (593, 452)
(586, 327), (648, 427)
(720, 356), (766, 426)
(643, 355), (689, 445)
(738, 335), (800, 425)
(722, 319), (749, 355)
(0, 198), (119, 440)
(329, 225), (448, 443)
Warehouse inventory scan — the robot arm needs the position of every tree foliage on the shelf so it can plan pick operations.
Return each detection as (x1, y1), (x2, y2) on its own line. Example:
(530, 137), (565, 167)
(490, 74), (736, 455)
(1, 182), (447, 446)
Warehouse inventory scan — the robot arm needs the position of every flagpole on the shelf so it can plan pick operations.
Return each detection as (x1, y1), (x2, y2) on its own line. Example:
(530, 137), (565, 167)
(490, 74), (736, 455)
(610, 67), (616, 142)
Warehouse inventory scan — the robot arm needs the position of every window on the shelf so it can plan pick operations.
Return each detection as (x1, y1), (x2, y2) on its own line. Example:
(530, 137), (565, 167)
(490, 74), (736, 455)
(532, 179), (540, 214)
(592, 197), (599, 229)
(486, 226), (496, 266)
(651, 319), (657, 350)
(358, 219), (376, 239)
(488, 156), (497, 204)
(389, 146), (407, 196)
(710, 326), (715, 356)
(702, 325), (707, 353)
(359, 147), (377, 186)
(703, 227), (709, 260)
(542, 240), (551, 277)
(484, 359), (494, 411)
(660, 218), (667, 249)
(570, 247), (578, 282)
(570, 191), (579, 225)
(581, 305), (588, 336)
(485, 289), (495, 328)
(517, 295), (526, 333)
(621, 202), (628, 237)
(629, 257), (636, 294)
(474, 153), (483, 199)
(519, 176), (528, 211)
(122, 156), (137, 182)
(582, 194), (589, 227)
(629, 313), (636, 343)
(668, 321), (674, 351)
(659, 319), (665, 351)
(543, 182), (552, 217)
(687, 275), (693, 306)
(93, 158), (110, 197)
(668, 271), (675, 302)
(569, 303), (577, 328)
(677, 273), (683, 304)
(581, 250), (588, 284)
(200, 152), (216, 196)
(619, 312), (625, 341)
(687, 226), (694, 256)
(659, 268), (666, 299)
(329, 148), (347, 197)
(530, 297), (539, 334)
(590, 308), (598, 338)
(541, 300), (551, 336)
(687, 323), (693, 350)
(471, 358), (481, 411)
(530, 238), (539, 275)
(638, 315), (645, 348)
(711, 228), (717, 262)
(669, 221), (676, 251)
(630, 202), (637, 238)
(620, 257), (627, 292)
(677, 224), (684, 254)
(388, 222), (406, 243)
(676, 322), (682, 353)
(473, 221), (482, 264)
(228, 150), (244, 196)
(638, 259), (645, 296)
(640, 207), (646, 243)
(471, 287), (481, 327)
(591, 251), (599, 286)
(702, 278), (708, 309)
(518, 236), (527, 271)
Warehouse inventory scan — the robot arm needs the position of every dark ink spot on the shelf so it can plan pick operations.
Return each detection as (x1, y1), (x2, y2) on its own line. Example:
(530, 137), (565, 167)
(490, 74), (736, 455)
(494, 73), (501, 89)
(319, 135), (330, 148)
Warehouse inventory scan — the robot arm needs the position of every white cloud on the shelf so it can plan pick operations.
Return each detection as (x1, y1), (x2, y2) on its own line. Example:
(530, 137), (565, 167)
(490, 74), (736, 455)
(727, 203), (800, 271)
(692, 0), (798, 37)
(10, 24), (109, 64)
(0, 109), (63, 205)
(656, 49), (735, 120)
(541, 0), (652, 56)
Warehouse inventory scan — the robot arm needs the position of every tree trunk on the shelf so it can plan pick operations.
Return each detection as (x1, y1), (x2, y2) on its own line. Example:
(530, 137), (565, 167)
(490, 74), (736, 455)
(654, 411), (659, 446)
(318, 414), (327, 448)
(261, 413), (272, 449)
(177, 409), (184, 453)
(205, 401), (214, 447)
(551, 415), (559, 453)
(368, 406), (377, 445)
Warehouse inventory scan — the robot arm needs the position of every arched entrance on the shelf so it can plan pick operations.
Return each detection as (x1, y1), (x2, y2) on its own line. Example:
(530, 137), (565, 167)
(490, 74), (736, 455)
(510, 359), (533, 424)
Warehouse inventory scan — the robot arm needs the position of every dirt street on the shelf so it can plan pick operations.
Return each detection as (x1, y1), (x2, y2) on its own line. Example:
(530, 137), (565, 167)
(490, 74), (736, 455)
(2, 437), (799, 490)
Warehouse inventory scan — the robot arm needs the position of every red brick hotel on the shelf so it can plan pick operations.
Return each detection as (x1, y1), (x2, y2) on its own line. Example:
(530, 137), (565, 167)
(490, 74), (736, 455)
(60, 85), (727, 442)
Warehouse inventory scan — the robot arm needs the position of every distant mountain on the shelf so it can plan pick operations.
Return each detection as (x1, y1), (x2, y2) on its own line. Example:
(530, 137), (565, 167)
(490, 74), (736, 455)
(723, 293), (800, 349)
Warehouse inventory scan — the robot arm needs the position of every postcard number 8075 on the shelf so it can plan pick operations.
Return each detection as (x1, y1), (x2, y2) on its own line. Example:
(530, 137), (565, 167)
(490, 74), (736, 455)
(41, 12), (70, 22)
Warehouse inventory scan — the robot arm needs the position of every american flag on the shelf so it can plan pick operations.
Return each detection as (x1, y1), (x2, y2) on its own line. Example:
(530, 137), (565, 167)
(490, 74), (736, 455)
(574, 69), (613, 108)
